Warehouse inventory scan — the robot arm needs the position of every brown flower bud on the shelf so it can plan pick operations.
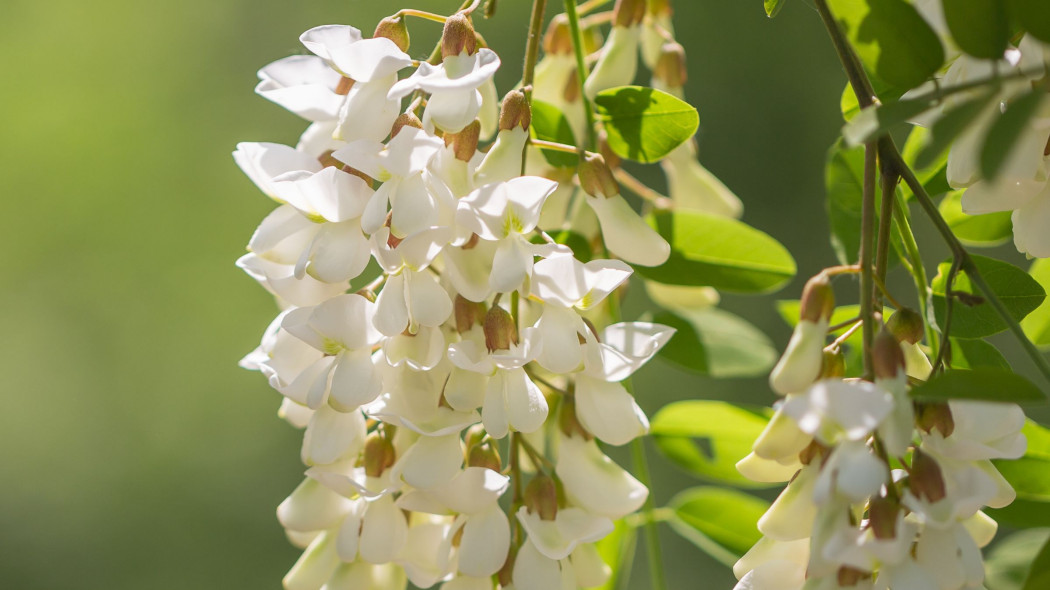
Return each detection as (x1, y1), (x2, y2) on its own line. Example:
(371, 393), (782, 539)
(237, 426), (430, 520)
(543, 15), (574, 55)
(867, 495), (899, 540)
(917, 402), (955, 438)
(613, 0), (647, 27)
(335, 76), (355, 96)
(363, 432), (397, 478)
(909, 448), (947, 503)
(484, 306), (519, 352)
(872, 326), (906, 380)
(373, 16), (410, 53)
(391, 112), (424, 138)
(468, 442), (503, 472)
(524, 475), (559, 521)
(799, 274), (835, 323)
(445, 119), (481, 162)
(578, 152), (620, 198)
(455, 295), (486, 334)
(499, 89), (531, 131)
(886, 308), (925, 345)
(559, 396), (593, 440)
(821, 349), (846, 379)
(653, 42), (688, 88)
(441, 13), (478, 58)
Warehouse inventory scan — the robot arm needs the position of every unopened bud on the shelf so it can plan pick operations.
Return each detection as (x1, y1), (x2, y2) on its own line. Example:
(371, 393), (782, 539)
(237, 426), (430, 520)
(455, 295), (486, 333)
(887, 308), (925, 344)
(498, 90), (531, 131)
(598, 131), (622, 170)
(446, 119), (481, 162)
(799, 275), (835, 323)
(559, 396), (592, 440)
(873, 327), (906, 380)
(909, 448), (947, 503)
(867, 495), (899, 539)
(543, 16), (574, 55)
(391, 112), (423, 138)
(335, 76), (355, 96)
(653, 43), (688, 88)
(524, 475), (559, 521)
(484, 306), (519, 352)
(363, 432), (396, 478)
(578, 152), (620, 198)
(373, 16), (410, 52)
(837, 566), (871, 587)
(821, 349), (846, 378)
(613, 0), (646, 27)
(468, 443), (502, 472)
(441, 13), (478, 58)
(917, 402), (955, 438)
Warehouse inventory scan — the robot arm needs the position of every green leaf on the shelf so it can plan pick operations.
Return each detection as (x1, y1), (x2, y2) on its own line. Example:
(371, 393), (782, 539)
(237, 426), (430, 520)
(990, 500), (1050, 529)
(651, 401), (774, 488)
(668, 487), (768, 562)
(841, 79), (904, 122)
(901, 125), (951, 200)
(1008, 0), (1050, 44)
(914, 89), (998, 171)
(1023, 259), (1050, 346)
(909, 367), (1045, 403)
(827, 0), (945, 89)
(981, 90), (1048, 180)
(949, 337), (1010, 369)
(996, 421), (1050, 502)
(595, 519), (637, 590)
(942, 0), (1010, 59)
(939, 190), (1013, 247)
(637, 210), (796, 293)
(593, 86), (699, 163)
(655, 308), (777, 378)
(1023, 534), (1050, 590)
(764, 0), (786, 17)
(985, 529), (1050, 590)
(529, 99), (579, 168)
(931, 255), (1046, 339)
(825, 140), (901, 266)
(842, 98), (937, 147)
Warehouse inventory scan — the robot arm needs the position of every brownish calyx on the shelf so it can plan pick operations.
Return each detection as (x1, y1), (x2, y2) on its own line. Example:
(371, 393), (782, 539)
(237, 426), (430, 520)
(917, 402), (955, 438)
(578, 152), (620, 198)
(499, 90), (531, 131)
(524, 475), (559, 521)
(497, 546), (516, 587)
(335, 76), (355, 96)
(454, 295), (486, 333)
(613, 0), (647, 27)
(559, 395), (592, 440)
(391, 112), (424, 138)
(654, 42), (688, 88)
(872, 327), (905, 380)
(837, 566), (871, 587)
(374, 16), (410, 53)
(441, 13), (478, 58)
(543, 15), (574, 55)
(468, 441), (502, 472)
(798, 439), (829, 466)
(909, 448), (947, 503)
(484, 305), (519, 352)
(886, 307), (925, 345)
(799, 274), (835, 323)
(598, 131), (622, 169)
(445, 119), (481, 162)
(563, 68), (581, 103)
(867, 495), (899, 540)
(363, 432), (397, 477)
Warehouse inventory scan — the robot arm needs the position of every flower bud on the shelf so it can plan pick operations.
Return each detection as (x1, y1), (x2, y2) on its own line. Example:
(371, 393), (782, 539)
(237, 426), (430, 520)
(363, 432), (396, 478)
(334, 76), (355, 96)
(653, 43), (688, 89)
(887, 308), (925, 345)
(872, 326), (906, 381)
(598, 131), (622, 170)
(468, 442), (503, 472)
(613, 0), (646, 27)
(559, 396), (593, 440)
(543, 16), (574, 55)
(373, 16), (410, 53)
(390, 112), (423, 138)
(867, 495), (899, 540)
(909, 448), (947, 503)
(578, 152), (620, 198)
(799, 274), (835, 324)
(917, 402), (955, 438)
(821, 349), (846, 379)
(524, 475), (559, 521)
(445, 119), (481, 162)
(498, 90), (531, 131)
(455, 295), (486, 333)
(484, 306), (519, 352)
(441, 13), (478, 58)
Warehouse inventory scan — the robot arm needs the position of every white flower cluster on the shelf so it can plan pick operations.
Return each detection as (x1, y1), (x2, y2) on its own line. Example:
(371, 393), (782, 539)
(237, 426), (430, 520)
(904, 13), (1050, 258)
(734, 276), (1027, 590)
(236, 10), (676, 590)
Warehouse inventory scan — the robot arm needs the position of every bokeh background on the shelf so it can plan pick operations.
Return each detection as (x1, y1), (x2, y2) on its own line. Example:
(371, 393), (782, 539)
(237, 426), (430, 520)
(2, 0), (1042, 588)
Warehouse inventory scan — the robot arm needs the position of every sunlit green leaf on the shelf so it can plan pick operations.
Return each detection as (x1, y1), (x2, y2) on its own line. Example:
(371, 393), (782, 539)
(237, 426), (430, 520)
(827, 0), (945, 89)
(637, 210), (796, 292)
(529, 99), (579, 168)
(765, 0), (786, 18)
(655, 308), (777, 378)
(939, 190), (1013, 247)
(1007, 0), (1050, 44)
(982, 90), (1049, 180)
(668, 487), (768, 562)
(931, 255), (1046, 339)
(949, 337), (1010, 369)
(593, 86), (699, 163)
(651, 401), (773, 488)
(942, 0), (1010, 59)
(901, 125), (951, 200)
(1023, 259), (1050, 347)
(909, 367), (1045, 403)
(595, 519), (637, 590)
(842, 97), (937, 146)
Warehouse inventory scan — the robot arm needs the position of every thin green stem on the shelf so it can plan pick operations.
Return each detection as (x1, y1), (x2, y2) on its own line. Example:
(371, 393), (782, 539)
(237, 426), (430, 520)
(875, 169), (897, 309)
(932, 258), (961, 373)
(522, 0), (548, 92)
(563, 0), (597, 149)
(631, 437), (668, 590)
(891, 193), (938, 355)
(860, 143), (877, 378)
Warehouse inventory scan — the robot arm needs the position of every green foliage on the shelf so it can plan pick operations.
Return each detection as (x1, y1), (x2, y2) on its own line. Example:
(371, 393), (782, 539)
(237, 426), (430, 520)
(825, 140), (902, 266)
(1022, 535), (1050, 590)
(939, 190), (1013, 247)
(596, 519), (637, 590)
(655, 308), (777, 378)
(931, 255), (1046, 339)
(593, 86), (700, 163)
(998, 421), (1050, 501)
(915, 90), (999, 171)
(942, 0), (1010, 59)
(909, 367), (1044, 403)
(1008, 0), (1050, 44)
(901, 125), (952, 200)
(650, 401), (774, 488)
(764, 0), (787, 18)
(827, 0), (945, 89)
(842, 97), (937, 147)
(637, 210), (796, 293)
(667, 487), (768, 562)
(1023, 259), (1050, 346)
(529, 100), (579, 167)
(982, 90), (1049, 180)
(985, 529), (1050, 590)
(949, 337), (1011, 369)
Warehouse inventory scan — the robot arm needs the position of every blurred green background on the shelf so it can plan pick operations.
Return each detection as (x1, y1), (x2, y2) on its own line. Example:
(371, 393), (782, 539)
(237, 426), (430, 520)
(5, 0), (1036, 588)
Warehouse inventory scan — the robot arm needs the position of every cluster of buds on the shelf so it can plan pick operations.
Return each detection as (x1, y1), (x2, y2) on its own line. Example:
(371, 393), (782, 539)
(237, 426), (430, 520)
(236, 8), (686, 590)
(734, 275), (1027, 590)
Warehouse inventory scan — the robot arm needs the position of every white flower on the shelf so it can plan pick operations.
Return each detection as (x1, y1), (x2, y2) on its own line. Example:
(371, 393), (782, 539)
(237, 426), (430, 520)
(769, 318), (829, 395)
(756, 463), (819, 541)
(512, 540), (577, 590)
(733, 537), (808, 590)
(236, 253), (349, 308)
(388, 49), (501, 133)
(583, 25), (639, 101)
(555, 434), (648, 519)
(585, 193), (671, 266)
(781, 379), (894, 445)
(255, 55), (343, 122)
(922, 400), (1026, 461)
(660, 140), (743, 218)
(516, 505), (613, 560)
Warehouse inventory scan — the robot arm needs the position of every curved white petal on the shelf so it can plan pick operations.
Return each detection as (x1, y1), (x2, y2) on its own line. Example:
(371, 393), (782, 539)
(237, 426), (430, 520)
(256, 55), (343, 122)
(555, 436), (647, 519)
(303, 405), (367, 466)
(458, 505), (512, 576)
(517, 507), (613, 560)
(586, 194), (670, 266)
(329, 349), (383, 411)
(394, 433), (464, 490)
(278, 477), (354, 532)
(574, 375), (648, 445)
(359, 495), (408, 564)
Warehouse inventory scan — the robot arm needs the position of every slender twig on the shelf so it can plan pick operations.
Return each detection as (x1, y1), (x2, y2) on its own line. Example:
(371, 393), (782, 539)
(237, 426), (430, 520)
(824, 264), (861, 277)
(826, 320), (863, 352)
(932, 259), (961, 373)
(519, 435), (555, 471)
(874, 168), (898, 309)
(860, 143), (877, 378)
(872, 274), (905, 311)
(525, 367), (570, 395)
(563, 0), (598, 150)
(829, 316), (861, 333)
(577, 0), (612, 15)
(891, 193), (938, 355)
(396, 8), (448, 23)
(613, 168), (673, 209)
(522, 0), (548, 93)
(529, 138), (581, 153)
